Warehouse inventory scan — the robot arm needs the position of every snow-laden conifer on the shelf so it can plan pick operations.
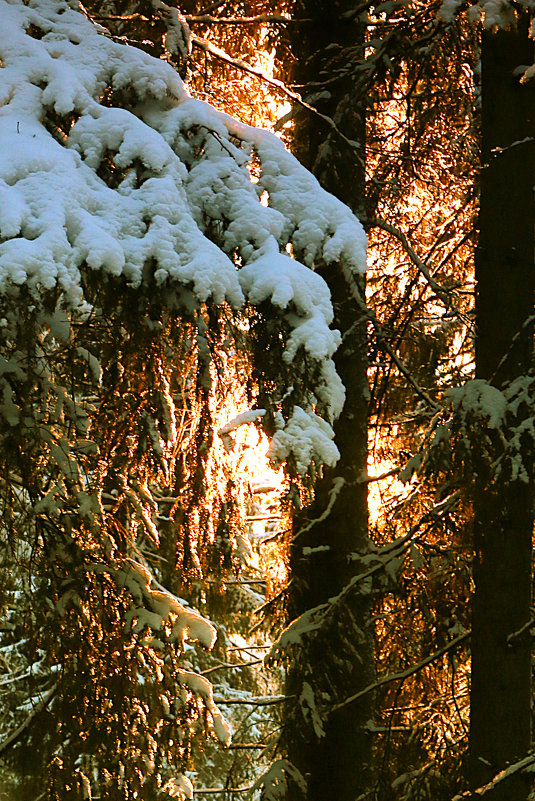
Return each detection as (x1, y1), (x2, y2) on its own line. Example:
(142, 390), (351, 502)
(0, 0), (366, 468)
(0, 1), (366, 796)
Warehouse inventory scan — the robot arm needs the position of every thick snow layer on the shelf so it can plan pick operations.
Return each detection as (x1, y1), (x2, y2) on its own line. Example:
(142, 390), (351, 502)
(268, 406), (340, 474)
(0, 3), (242, 305)
(0, 0), (367, 476)
(162, 775), (194, 800)
(438, 0), (534, 27)
(176, 669), (232, 745)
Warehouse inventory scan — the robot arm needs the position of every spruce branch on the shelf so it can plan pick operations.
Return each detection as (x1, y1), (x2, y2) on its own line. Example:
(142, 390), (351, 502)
(452, 751), (535, 799)
(366, 216), (457, 305)
(188, 34), (364, 166)
(331, 631), (470, 714)
(213, 695), (290, 706)
(0, 684), (57, 756)
(344, 270), (440, 410)
(183, 14), (307, 25)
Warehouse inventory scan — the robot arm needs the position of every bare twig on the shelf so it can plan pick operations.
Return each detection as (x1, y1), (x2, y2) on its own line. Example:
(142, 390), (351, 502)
(184, 14), (305, 25)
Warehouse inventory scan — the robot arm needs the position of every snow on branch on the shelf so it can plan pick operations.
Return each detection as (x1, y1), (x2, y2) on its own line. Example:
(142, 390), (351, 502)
(0, 0), (367, 477)
(452, 751), (535, 799)
(0, 683), (57, 756)
(401, 375), (535, 487)
(331, 630), (470, 715)
(218, 408), (266, 451)
(438, 0), (534, 30)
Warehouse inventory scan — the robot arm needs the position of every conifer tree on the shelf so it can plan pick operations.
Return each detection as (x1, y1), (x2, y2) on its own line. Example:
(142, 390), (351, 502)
(0, 2), (366, 797)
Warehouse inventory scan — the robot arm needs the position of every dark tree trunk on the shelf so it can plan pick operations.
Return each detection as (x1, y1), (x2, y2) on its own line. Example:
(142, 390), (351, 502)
(471, 13), (535, 800)
(282, 4), (374, 801)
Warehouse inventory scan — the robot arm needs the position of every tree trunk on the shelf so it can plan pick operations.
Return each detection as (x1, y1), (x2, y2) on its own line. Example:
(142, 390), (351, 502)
(471, 13), (535, 800)
(283, 4), (374, 801)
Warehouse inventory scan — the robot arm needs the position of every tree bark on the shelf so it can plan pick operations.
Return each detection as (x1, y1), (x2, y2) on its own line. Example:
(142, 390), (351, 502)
(471, 13), (535, 800)
(283, 4), (374, 801)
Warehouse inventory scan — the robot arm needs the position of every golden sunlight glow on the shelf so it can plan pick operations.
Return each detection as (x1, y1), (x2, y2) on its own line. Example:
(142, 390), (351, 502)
(210, 354), (287, 536)
(367, 455), (410, 530)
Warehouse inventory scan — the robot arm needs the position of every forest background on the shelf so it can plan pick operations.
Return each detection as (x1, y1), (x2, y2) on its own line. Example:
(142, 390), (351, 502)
(0, 1), (534, 801)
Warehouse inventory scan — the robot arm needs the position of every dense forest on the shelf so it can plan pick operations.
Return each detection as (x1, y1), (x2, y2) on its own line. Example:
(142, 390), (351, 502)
(0, 1), (534, 800)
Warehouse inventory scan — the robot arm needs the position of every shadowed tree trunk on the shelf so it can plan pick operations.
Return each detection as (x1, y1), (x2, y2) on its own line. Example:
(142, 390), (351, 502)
(282, 3), (375, 801)
(470, 12), (535, 800)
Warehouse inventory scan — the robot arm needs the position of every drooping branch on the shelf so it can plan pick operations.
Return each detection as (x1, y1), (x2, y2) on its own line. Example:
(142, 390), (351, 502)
(366, 216), (459, 306)
(345, 271), (440, 409)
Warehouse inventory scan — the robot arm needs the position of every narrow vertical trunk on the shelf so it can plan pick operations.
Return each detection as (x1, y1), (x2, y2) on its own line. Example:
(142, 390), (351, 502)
(471, 14), (535, 799)
(283, 4), (374, 800)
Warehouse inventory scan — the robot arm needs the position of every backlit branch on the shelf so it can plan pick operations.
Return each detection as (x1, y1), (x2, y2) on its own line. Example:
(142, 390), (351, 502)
(184, 14), (305, 24)
(345, 273), (440, 409)
(367, 216), (457, 304)
(188, 33), (364, 167)
(331, 631), (470, 714)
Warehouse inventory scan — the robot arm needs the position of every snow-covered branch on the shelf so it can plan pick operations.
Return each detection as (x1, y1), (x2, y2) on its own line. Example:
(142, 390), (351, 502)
(213, 695), (289, 706)
(0, 684), (57, 756)
(331, 630), (470, 714)
(452, 751), (535, 799)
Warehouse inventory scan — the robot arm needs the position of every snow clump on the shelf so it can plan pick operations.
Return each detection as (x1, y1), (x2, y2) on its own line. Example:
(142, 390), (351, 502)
(0, 0), (367, 477)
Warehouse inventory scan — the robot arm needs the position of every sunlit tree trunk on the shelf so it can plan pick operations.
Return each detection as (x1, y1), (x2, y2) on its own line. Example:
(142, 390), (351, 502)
(283, 3), (374, 800)
(471, 13), (535, 799)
